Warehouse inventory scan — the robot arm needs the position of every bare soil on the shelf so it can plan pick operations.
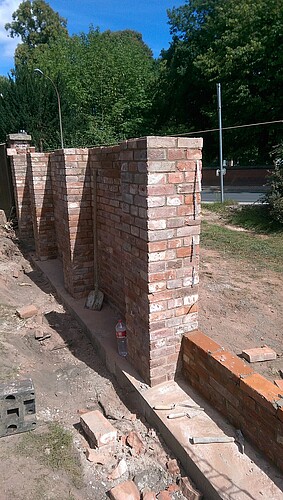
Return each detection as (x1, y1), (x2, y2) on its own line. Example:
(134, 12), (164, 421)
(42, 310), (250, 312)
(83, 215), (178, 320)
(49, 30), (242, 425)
(199, 212), (283, 382)
(0, 229), (187, 500)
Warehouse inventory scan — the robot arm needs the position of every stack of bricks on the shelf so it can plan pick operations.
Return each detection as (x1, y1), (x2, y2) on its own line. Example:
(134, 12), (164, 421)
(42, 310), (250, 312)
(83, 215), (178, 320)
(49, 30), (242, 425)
(27, 153), (57, 260)
(182, 330), (283, 472)
(7, 149), (34, 243)
(50, 148), (93, 298)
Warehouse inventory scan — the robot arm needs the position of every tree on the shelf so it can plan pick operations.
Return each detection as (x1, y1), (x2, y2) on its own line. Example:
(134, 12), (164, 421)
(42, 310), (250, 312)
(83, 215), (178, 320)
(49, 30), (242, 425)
(155, 0), (283, 164)
(5, 0), (68, 64)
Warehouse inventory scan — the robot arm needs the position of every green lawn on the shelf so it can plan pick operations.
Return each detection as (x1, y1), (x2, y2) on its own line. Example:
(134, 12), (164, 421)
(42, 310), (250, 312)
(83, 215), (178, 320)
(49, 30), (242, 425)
(201, 204), (283, 272)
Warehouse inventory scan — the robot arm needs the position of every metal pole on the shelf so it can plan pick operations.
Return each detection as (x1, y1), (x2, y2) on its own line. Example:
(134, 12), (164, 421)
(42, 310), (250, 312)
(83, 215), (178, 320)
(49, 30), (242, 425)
(34, 68), (64, 149)
(216, 83), (224, 202)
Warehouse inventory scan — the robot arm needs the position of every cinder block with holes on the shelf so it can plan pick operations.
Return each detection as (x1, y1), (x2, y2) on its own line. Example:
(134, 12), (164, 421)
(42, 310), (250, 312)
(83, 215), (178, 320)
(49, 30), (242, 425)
(0, 378), (36, 437)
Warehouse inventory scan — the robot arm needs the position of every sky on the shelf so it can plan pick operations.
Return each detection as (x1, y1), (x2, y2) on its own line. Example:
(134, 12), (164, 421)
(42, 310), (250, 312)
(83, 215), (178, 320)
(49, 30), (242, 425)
(0, 0), (185, 76)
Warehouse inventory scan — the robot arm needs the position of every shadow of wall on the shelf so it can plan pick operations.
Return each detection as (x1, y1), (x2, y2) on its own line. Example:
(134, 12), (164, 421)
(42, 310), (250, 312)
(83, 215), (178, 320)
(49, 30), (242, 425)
(27, 152), (57, 260)
(50, 149), (93, 298)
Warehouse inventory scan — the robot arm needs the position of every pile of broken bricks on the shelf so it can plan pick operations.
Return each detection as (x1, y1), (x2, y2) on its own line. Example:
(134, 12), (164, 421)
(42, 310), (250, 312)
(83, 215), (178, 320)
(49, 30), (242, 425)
(79, 408), (202, 500)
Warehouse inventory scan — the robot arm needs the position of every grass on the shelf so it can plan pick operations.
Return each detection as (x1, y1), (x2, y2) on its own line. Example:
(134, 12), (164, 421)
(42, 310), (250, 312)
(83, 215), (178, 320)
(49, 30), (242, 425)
(201, 203), (283, 272)
(18, 423), (83, 488)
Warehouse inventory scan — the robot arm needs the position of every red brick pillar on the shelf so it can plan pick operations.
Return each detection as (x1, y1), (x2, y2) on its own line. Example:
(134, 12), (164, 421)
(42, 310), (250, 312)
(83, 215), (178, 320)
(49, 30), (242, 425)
(7, 149), (34, 243)
(51, 148), (93, 298)
(123, 137), (202, 386)
(27, 153), (57, 260)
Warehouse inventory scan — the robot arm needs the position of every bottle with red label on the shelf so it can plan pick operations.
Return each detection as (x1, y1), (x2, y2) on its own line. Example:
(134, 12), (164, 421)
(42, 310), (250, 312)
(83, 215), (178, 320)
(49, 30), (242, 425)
(115, 320), (127, 357)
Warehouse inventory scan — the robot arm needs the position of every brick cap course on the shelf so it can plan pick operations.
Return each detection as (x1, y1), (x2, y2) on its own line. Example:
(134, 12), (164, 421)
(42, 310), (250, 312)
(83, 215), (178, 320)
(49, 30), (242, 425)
(183, 330), (224, 355)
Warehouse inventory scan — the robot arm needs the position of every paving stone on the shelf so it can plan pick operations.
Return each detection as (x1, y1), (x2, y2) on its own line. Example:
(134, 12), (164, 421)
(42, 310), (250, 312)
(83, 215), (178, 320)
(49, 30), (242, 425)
(16, 304), (38, 319)
(108, 480), (140, 500)
(80, 409), (117, 448)
(242, 346), (277, 363)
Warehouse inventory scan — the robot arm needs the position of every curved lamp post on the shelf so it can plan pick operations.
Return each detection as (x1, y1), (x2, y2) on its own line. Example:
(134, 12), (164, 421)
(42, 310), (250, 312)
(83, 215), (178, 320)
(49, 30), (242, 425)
(34, 68), (64, 149)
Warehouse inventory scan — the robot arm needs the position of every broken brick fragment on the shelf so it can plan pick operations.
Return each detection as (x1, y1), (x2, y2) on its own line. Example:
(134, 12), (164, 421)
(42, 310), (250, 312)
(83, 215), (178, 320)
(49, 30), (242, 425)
(108, 480), (140, 500)
(16, 304), (38, 319)
(166, 458), (180, 476)
(242, 346), (276, 363)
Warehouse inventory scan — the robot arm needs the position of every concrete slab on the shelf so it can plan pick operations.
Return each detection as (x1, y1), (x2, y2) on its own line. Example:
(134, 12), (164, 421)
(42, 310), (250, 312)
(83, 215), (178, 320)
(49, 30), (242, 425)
(33, 257), (283, 500)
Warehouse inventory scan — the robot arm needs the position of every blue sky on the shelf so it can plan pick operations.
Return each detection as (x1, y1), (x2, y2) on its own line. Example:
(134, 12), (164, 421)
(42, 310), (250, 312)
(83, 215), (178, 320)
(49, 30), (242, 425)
(0, 0), (185, 76)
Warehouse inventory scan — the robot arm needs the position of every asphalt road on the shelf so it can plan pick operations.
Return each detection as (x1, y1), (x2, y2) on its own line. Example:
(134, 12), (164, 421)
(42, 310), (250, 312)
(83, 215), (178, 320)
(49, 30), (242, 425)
(201, 189), (266, 204)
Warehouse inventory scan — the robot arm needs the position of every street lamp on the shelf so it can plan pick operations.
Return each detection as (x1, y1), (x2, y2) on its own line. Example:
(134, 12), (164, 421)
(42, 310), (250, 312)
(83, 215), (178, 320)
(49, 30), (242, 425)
(34, 68), (64, 149)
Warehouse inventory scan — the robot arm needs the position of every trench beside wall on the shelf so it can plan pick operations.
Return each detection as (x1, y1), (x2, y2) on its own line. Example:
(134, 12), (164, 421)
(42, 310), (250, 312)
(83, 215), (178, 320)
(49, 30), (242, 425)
(8, 136), (202, 387)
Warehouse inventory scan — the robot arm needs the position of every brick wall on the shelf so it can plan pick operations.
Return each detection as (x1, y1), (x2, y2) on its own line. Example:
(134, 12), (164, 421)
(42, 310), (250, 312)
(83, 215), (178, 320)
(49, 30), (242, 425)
(182, 330), (283, 472)
(10, 136), (203, 386)
(8, 149), (34, 243)
(27, 153), (57, 260)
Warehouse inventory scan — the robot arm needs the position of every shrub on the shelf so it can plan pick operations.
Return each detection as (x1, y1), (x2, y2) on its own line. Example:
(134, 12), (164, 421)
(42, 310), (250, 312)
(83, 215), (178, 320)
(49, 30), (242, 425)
(265, 144), (283, 224)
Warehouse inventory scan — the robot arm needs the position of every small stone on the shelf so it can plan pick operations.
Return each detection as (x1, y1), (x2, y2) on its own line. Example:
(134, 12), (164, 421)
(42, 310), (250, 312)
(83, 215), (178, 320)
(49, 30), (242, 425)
(16, 304), (38, 319)
(85, 448), (107, 464)
(108, 480), (140, 500)
(108, 458), (128, 480)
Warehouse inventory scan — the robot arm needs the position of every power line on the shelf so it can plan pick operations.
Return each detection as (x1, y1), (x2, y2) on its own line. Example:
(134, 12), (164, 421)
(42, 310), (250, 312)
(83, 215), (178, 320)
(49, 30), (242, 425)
(175, 119), (283, 136)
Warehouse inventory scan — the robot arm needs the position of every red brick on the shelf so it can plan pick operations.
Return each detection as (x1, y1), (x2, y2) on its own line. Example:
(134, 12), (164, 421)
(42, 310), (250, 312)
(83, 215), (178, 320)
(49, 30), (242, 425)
(184, 330), (223, 355)
(16, 304), (38, 319)
(142, 492), (157, 500)
(240, 374), (281, 412)
(80, 410), (117, 448)
(242, 346), (277, 363)
(157, 491), (171, 500)
(211, 351), (254, 380)
(108, 480), (140, 500)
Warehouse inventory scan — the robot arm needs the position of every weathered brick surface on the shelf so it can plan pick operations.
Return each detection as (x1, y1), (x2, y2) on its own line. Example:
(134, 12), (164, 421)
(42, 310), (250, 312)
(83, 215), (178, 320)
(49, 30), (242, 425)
(182, 329), (283, 472)
(80, 410), (117, 448)
(16, 304), (38, 319)
(8, 150), (34, 243)
(108, 480), (140, 500)
(10, 136), (203, 386)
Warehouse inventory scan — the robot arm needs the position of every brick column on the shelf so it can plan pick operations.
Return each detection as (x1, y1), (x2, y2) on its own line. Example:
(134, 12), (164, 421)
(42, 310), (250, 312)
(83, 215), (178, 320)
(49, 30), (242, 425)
(51, 148), (93, 298)
(7, 149), (34, 243)
(122, 137), (202, 386)
(27, 153), (57, 260)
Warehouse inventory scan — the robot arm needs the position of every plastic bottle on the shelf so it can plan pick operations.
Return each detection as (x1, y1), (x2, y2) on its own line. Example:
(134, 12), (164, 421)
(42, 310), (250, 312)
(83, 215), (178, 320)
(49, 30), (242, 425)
(115, 319), (127, 357)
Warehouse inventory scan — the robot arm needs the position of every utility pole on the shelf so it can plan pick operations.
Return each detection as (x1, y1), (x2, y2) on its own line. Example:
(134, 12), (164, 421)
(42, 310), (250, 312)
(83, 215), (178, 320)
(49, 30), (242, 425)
(216, 83), (224, 202)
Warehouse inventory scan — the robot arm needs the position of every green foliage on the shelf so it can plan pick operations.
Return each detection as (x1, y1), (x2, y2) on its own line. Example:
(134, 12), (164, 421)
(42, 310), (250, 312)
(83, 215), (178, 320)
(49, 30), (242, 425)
(202, 221), (283, 272)
(155, 0), (283, 164)
(2, 2), (154, 149)
(18, 423), (83, 487)
(265, 144), (283, 224)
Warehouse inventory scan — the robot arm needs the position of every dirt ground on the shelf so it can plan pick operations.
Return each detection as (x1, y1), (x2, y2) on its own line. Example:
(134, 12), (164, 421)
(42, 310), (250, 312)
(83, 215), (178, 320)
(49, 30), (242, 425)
(0, 210), (282, 499)
(199, 212), (283, 382)
(0, 228), (188, 500)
